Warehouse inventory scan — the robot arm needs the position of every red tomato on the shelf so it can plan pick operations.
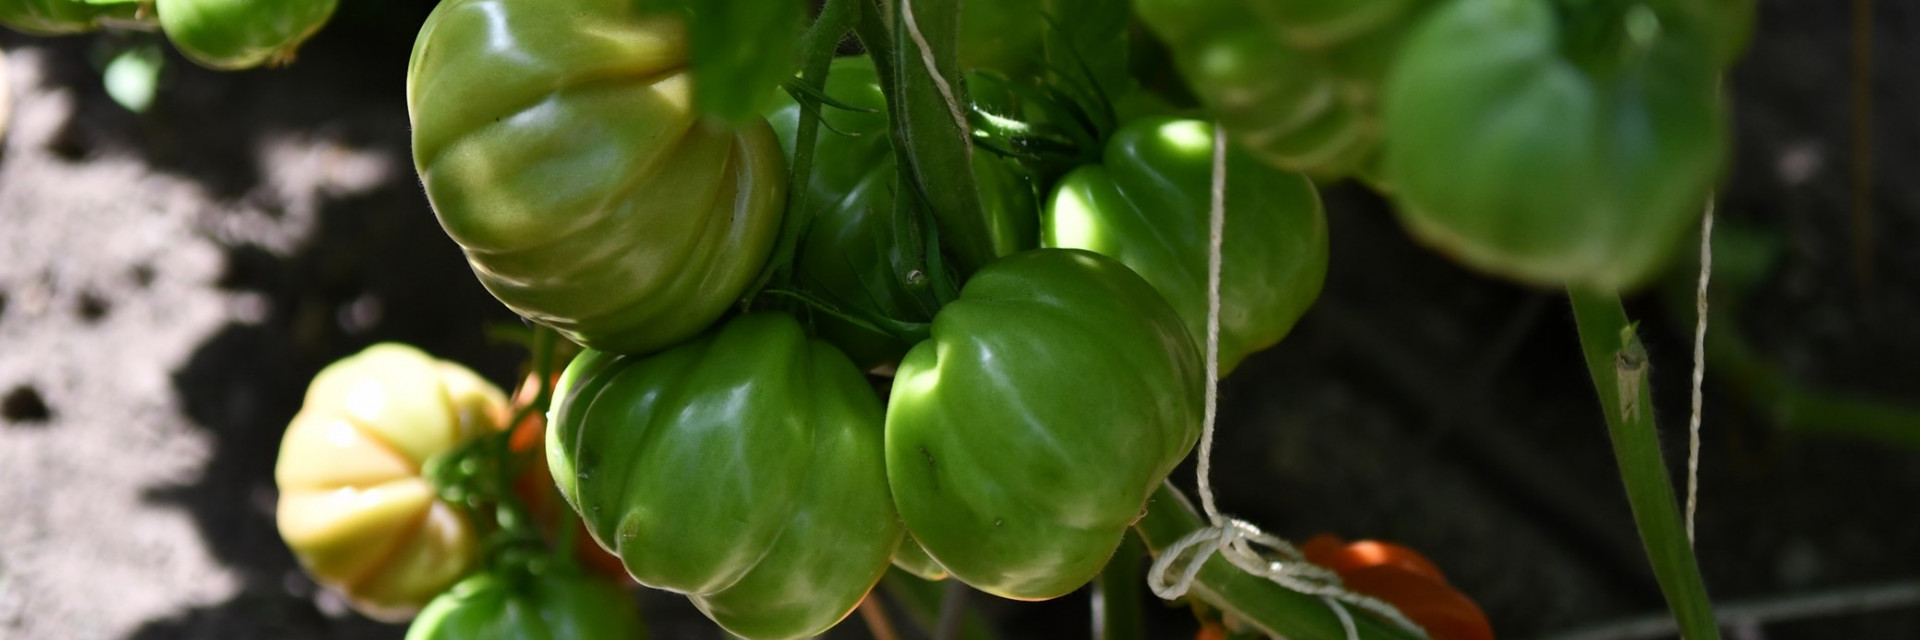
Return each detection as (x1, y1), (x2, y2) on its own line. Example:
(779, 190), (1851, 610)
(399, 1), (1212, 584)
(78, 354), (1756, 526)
(1301, 534), (1494, 640)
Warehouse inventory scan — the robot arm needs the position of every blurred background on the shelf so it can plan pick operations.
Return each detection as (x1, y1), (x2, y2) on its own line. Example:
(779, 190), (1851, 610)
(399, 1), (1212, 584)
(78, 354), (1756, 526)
(0, 0), (1915, 638)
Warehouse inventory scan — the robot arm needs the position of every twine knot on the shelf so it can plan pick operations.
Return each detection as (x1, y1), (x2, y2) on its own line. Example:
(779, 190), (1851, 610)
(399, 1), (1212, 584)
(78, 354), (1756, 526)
(1145, 517), (1429, 639)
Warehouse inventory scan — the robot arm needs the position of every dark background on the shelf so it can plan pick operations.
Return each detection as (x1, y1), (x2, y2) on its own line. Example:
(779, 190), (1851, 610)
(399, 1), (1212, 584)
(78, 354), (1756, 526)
(0, 0), (1914, 638)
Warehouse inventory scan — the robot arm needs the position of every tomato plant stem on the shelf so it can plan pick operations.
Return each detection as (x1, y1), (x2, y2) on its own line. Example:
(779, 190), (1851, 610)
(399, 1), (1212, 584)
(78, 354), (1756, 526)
(858, 0), (998, 277)
(1133, 484), (1424, 640)
(751, 0), (857, 300)
(1566, 289), (1721, 640)
(1094, 532), (1146, 640)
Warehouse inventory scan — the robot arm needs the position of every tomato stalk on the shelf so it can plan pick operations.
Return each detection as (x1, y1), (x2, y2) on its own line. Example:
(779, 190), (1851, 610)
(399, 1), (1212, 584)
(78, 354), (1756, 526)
(1094, 532), (1147, 640)
(854, 0), (1001, 278)
(1567, 289), (1721, 639)
(748, 0), (859, 300)
(423, 324), (565, 574)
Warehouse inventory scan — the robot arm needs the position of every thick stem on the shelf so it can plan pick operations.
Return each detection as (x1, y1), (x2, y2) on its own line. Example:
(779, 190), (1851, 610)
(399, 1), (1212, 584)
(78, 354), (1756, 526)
(860, 0), (999, 275)
(1566, 288), (1721, 640)
(1093, 532), (1146, 640)
(1133, 484), (1424, 640)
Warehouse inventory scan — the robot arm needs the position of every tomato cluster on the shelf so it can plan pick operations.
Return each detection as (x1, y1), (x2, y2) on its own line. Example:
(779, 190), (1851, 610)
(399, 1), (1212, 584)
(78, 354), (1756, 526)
(139, 0), (1737, 634)
(397, 0), (1351, 632)
(0, 0), (339, 69)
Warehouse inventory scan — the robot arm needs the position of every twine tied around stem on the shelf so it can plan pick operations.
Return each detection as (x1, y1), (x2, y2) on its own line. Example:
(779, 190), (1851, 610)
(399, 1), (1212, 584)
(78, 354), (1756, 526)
(1141, 124), (1428, 640)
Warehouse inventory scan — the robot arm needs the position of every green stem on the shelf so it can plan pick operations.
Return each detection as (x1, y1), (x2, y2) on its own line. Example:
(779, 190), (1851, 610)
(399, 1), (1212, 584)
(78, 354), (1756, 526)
(1094, 532), (1146, 640)
(750, 0), (859, 300)
(1132, 484), (1424, 640)
(1566, 288), (1721, 640)
(862, 0), (998, 275)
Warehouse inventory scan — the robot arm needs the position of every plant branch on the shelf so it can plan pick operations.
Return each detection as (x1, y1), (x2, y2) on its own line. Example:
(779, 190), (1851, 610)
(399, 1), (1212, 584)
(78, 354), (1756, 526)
(1094, 532), (1146, 640)
(1566, 289), (1721, 639)
(748, 0), (858, 300)
(862, 0), (999, 275)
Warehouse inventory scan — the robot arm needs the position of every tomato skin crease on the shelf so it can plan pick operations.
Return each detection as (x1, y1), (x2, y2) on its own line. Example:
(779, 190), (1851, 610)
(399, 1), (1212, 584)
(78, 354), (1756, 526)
(406, 564), (647, 640)
(407, 0), (787, 356)
(886, 248), (1204, 601)
(1133, 0), (1435, 180)
(1044, 116), (1327, 378)
(549, 312), (900, 640)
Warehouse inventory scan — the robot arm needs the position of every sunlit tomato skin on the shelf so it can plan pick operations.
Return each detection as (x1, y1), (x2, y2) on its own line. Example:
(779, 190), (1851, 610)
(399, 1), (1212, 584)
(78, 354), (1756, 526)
(0, 0), (151, 34)
(156, 0), (339, 70)
(408, 0), (786, 356)
(406, 563), (646, 640)
(274, 344), (507, 621)
(1381, 0), (1725, 290)
(1045, 117), (1326, 377)
(886, 249), (1203, 601)
(549, 312), (900, 640)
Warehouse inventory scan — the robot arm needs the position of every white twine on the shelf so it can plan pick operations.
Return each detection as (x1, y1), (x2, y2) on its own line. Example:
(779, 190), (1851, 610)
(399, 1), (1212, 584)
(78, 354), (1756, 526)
(1143, 125), (1428, 640)
(1685, 197), (1714, 545)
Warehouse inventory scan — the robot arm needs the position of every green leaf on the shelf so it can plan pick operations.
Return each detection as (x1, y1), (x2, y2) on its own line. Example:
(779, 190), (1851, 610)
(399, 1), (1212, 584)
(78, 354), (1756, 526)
(638, 0), (806, 124)
(102, 44), (162, 114)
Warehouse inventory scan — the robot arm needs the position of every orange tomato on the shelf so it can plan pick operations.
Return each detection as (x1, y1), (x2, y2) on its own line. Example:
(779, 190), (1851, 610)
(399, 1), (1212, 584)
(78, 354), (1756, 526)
(1301, 534), (1494, 640)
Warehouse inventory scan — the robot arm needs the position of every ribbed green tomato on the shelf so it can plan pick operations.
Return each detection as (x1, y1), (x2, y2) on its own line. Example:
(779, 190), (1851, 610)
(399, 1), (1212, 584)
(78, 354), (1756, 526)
(1134, 0), (1433, 179)
(0, 0), (150, 35)
(548, 312), (899, 640)
(886, 249), (1203, 600)
(1045, 118), (1326, 378)
(406, 564), (645, 640)
(767, 56), (1037, 370)
(1381, 0), (1725, 290)
(156, 0), (338, 70)
(408, 0), (786, 356)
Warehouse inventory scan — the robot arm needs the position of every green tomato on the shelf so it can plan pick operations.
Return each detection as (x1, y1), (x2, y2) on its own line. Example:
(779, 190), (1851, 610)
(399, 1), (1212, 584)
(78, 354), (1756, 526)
(548, 312), (899, 640)
(767, 56), (1038, 370)
(1381, 0), (1725, 290)
(1045, 118), (1327, 378)
(1134, 0), (1432, 179)
(156, 0), (337, 70)
(407, 564), (645, 640)
(408, 0), (786, 356)
(886, 249), (1203, 600)
(0, 0), (149, 35)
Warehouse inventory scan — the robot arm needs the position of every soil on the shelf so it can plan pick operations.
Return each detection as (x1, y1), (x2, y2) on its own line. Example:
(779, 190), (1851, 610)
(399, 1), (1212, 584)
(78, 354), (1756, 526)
(0, 1), (1914, 639)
